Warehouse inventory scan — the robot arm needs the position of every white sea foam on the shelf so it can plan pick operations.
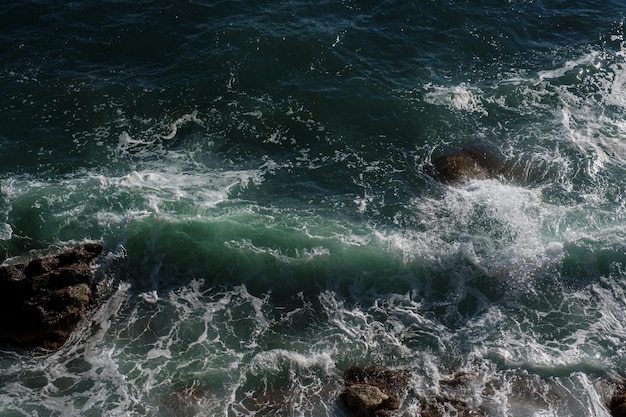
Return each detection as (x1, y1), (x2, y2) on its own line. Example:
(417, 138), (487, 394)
(511, 45), (626, 174)
(468, 273), (626, 404)
(98, 166), (261, 216)
(537, 51), (601, 80)
(0, 165), (263, 247)
(423, 83), (489, 116)
(399, 179), (562, 284)
(249, 349), (335, 374)
(0, 223), (12, 240)
(117, 130), (156, 147)
(160, 110), (203, 140)
(114, 169), (230, 211)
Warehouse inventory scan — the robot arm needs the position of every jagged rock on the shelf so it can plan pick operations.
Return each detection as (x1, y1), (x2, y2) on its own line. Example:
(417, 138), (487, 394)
(0, 243), (103, 349)
(420, 398), (484, 417)
(431, 147), (511, 184)
(341, 383), (398, 417)
(420, 371), (484, 416)
(340, 366), (409, 417)
(340, 366), (486, 417)
(344, 366), (410, 399)
(609, 383), (626, 417)
(439, 371), (472, 388)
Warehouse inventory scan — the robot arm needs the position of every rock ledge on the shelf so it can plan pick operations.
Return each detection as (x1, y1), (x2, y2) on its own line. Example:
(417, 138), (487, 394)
(0, 243), (103, 349)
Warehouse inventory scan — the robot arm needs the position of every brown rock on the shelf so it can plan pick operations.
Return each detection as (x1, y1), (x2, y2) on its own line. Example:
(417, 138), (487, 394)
(341, 366), (409, 417)
(609, 384), (626, 417)
(431, 147), (511, 184)
(0, 243), (103, 349)
(344, 366), (410, 398)
(439, 371), (471, 388)
(341, 383), (398, 417)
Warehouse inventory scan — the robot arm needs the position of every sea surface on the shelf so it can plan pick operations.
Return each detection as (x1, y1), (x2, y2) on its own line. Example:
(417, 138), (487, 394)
(1, 1), (626, 416)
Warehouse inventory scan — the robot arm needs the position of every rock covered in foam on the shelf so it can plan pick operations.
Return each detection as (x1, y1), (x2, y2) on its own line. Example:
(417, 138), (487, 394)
(0, 243), (103, 349)
(419, 398), (485, 417)
(419, 371), (485, 417)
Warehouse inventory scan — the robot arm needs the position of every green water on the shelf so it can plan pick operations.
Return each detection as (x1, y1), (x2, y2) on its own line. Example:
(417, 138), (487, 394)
(1, 1), (626, 416)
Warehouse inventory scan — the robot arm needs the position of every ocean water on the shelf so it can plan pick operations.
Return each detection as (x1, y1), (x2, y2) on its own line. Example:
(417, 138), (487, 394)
(1, 1), (626, 416)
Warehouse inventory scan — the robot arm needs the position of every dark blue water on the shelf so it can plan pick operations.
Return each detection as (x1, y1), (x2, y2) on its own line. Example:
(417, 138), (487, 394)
(1, 1), (626, 416)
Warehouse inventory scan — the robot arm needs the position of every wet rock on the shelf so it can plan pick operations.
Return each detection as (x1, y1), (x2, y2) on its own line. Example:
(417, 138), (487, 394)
(609, 383), (626, 417)
(340, 366), (410, 417)
(341, 383), (398, 417)
(431, 147), (511, 184)
(344, 366), (411, 397)
(418, 370), (485, 417)
(0, 243), (103, 349)
(420, 398), (485, 417)
(439, 371), (472, 388)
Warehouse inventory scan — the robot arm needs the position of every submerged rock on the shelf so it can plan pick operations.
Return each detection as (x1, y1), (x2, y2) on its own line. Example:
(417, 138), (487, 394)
(233, 387), (292, 417)
(0, 243), (103, 349)
(430, 147), (511, 184)
(163, 386), (212, 417)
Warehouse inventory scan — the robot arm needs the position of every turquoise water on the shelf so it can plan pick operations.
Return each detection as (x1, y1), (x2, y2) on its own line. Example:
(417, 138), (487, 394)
(1, 1), (626, 416)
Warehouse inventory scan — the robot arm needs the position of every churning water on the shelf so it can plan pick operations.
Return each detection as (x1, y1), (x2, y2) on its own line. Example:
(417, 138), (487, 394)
(1, 1), (626, 416)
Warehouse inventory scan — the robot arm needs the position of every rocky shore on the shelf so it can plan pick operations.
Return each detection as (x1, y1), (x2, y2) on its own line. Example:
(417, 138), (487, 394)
(610, 383), (626, 417)
(2, 243), (626, 417)
(0, 243), (103, 350)
(339, 366), (484, 417)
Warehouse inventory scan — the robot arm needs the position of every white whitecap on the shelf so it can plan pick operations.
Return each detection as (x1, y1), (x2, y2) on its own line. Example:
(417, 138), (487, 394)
(398, 179), (566, 283)
(0, 223), (12, 240)
(160, 110), (202, 140)
(537, 51), (600, 80)
(89, 166), (262, 216)
(423, 83), (489, 116)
